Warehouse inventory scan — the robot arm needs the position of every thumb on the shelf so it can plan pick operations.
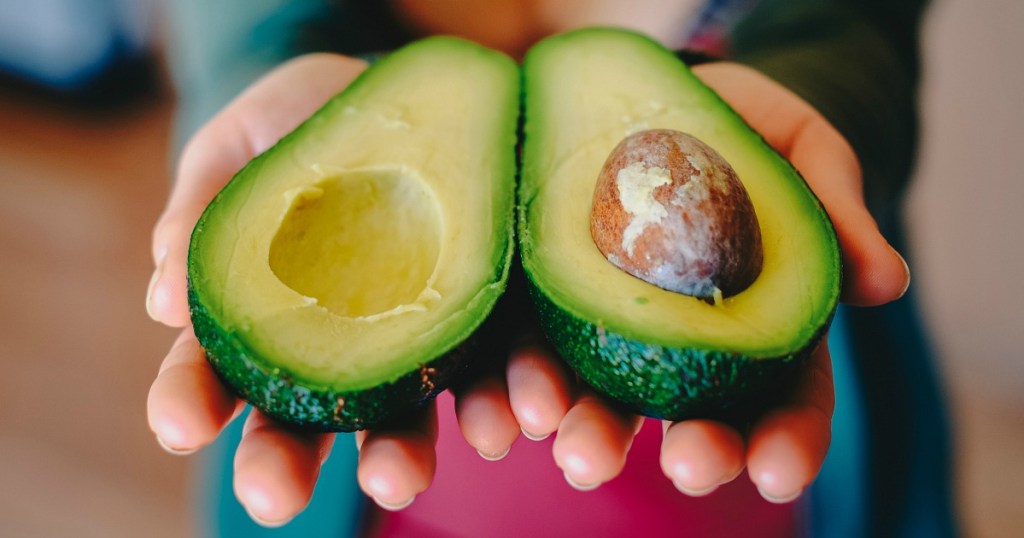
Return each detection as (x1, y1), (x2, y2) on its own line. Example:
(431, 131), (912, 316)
(786, 117), (911, 306)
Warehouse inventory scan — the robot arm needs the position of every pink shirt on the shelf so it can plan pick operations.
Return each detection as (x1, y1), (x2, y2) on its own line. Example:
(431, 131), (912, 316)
(373, 392), (796, 537)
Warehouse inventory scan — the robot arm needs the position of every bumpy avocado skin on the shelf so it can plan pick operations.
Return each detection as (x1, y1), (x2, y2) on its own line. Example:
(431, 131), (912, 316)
(190, 284), (484, 431)
(527, 278), (829, 421)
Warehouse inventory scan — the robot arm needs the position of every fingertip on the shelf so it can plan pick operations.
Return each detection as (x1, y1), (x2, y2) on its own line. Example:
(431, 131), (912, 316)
(234, 414), (329, 524)
(880, 244), (912, 300)
(235, 478), (300, 527)
(756, 484), (803, 505)
(146, 266), (191, 327)
(147, 333), (238, 452)
(563, 469), (602, 492)
(552, 397), (641, 488)
(454, 377), (519, 461)
(746, 406), (831, 502)
(244, 504), (294, 528)
(477, 446), (511, 462)
(660, 420), (745, 495)
(153, 424), (196, 455)
(356, 436), (433, 508)
(507, 346), (573, 439)
(372, 495), (416, 512)
(147, 388), (228, 454)
(840, 232), (911, 306)
(356, 408), (438, 509)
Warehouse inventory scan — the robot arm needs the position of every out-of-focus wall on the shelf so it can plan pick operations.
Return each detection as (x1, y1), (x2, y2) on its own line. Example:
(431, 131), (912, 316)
(910, 0), (1024, 409)
(908, 0), (1024, 535)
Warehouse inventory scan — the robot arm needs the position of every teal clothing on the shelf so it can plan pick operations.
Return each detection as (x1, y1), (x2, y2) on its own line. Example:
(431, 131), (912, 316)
(166, 1), (956, 536)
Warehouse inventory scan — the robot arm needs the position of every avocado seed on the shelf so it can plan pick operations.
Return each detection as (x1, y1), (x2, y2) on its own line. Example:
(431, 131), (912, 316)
(590, 129), (763, 303)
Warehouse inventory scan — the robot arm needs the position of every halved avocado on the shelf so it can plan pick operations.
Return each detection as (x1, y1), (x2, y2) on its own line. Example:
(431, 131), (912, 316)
(519, 28), (841, 420)
(188, 37), (520, 431)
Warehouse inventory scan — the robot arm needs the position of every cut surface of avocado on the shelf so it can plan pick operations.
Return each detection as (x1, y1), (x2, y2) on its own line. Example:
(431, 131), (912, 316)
(519, 28), (841, 419)
(188, 37), (519, 431)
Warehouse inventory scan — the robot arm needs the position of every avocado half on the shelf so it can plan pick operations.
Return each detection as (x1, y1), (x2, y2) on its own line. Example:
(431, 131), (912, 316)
(519, 28), (842, 421)
(187, 37), (520, 431)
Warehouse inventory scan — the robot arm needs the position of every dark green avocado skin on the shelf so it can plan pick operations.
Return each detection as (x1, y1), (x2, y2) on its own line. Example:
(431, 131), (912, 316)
(526, 278), (829, 422)
(189, 284), (476, 432)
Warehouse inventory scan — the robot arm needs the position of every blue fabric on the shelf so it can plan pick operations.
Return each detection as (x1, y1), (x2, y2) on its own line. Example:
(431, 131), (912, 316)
(845, 229), (958, 537)
(811, 224), (957, 537)
(195, 409), (366, 537)
(0, 0), (147, 88)
(811, 306), (869, 538)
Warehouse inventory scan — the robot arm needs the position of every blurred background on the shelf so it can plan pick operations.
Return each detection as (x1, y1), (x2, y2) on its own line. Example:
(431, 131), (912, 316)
(0, 0), (1020, 536)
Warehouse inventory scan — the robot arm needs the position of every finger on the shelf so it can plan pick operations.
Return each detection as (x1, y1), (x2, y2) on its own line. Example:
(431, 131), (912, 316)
(356, 403), (439, 510)
(552, 395), (644, 490)
(147, 328), (243, 453)
(660, 419), (745, 496)
(746, 341), (835, 503)
(453, 375), (520, 461)
(506, 345), (574, 441)
(784, 118), (910, 306)
(233, 410), (335, 527)
(694, 63), (910, 306)
(147, 54), (368, 326)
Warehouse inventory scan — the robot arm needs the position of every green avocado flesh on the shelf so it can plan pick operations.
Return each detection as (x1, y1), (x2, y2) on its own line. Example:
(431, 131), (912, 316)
(188, 37), (519, 431)
(519, 29), (841, 420)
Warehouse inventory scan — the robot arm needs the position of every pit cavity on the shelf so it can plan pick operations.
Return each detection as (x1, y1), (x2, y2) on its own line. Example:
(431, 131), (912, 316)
(269, 168), (442, 318)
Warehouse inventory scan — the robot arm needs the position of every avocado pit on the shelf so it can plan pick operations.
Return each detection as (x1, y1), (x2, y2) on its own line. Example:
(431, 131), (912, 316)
(590, 129), (763, 303)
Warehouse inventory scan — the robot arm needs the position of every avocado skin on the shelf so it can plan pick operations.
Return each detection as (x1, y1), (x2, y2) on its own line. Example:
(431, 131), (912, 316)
(188, 246), (519, 431)
(189, 283), (482, 431)
(526, 278), (829, 421)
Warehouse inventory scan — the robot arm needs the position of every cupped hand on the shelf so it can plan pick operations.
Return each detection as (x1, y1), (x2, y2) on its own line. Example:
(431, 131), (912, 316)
(146, 54), (446, 526)
(147, 55), (911, 525)
(453, 62), (911, 503)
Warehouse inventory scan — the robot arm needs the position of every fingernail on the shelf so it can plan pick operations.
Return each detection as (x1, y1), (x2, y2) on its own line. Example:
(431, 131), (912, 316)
(893, 246), (911, 298)
(757, 485), (802, 504)
(155, 434), (197, 456)
(372, 495), (415, 511)
(154, 245), (169, 265)
(477, 446), (511, 462)
(672, 481), (719, 497)
(563, 471), (601, 492)
(244, 506), (293, 528)
(521, 427), (550, 442)
(145, 264), (164, 321)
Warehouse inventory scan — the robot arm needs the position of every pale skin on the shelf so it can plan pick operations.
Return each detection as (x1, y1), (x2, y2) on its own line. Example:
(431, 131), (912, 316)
(147, 8), (911, 526)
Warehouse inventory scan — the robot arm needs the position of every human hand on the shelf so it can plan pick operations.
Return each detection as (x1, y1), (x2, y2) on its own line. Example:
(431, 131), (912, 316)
(146, 54), (910, 525)
(145, 53), (462, 525)
(450, 62), (912, 504)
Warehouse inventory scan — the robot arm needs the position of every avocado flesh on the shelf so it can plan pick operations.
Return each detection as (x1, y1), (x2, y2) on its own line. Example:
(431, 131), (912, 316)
(188, 37), (519, 431)
(520, 29), (841, 419)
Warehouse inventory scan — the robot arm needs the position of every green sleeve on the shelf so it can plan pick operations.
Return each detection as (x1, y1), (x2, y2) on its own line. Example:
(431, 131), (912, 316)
(730, 0), (929, 219)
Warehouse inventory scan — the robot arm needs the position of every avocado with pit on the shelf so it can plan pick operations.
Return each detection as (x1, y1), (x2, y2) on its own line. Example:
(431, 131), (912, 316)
(519, 28), (841, 420)
(187, 37), (520, 431)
